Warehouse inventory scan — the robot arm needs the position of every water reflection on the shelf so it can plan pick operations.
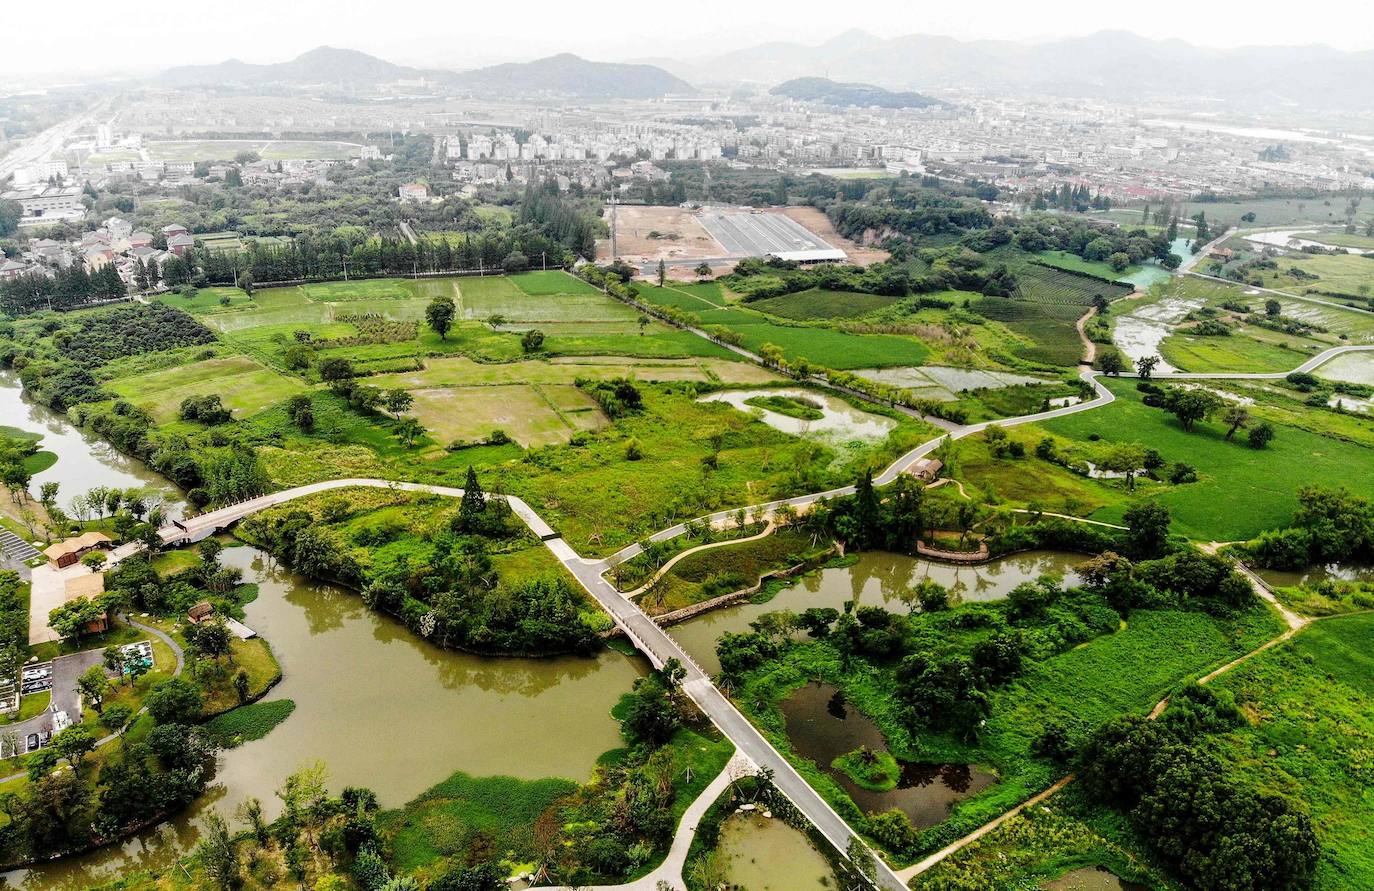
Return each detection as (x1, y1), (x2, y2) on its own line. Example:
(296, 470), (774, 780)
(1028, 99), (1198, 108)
(0, 371), (183, 519)
(5, 547), (643, 889)
(672, 550), (1085, 674)
(781, 682), (995, 829)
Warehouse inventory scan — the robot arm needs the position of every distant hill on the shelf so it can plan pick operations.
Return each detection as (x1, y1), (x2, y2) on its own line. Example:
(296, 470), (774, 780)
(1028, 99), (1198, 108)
(771, 76), (940, 109)
(451, 53), (694, 99)
(159, 47), (695, 100)
(663, 29), (1374, 110)
(160, 46), (425, 88)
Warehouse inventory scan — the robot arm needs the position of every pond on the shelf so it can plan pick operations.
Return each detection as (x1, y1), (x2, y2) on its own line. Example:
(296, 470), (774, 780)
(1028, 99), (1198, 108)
(781, 682), (995, 829)
(1043, 866), (1149, 891)
(669, 550), (1086, 674)
(4, 547), (643, 888)
(698, 388), (896, 445)
(0, 371), (183, 519)
(0, 372), (644, 888)
(1256, 562), (1374, 589)
(717, 812), (835, 891)
(1111, 292), (1203, 373)
(1315, 351), (1374, 386)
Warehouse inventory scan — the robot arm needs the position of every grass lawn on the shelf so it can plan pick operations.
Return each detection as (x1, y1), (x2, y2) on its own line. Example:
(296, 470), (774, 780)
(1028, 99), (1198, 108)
(693, 306), (931, 369)
(197, 636), (282, 717)
(1035, 251), (1138, 282)
(1258, 252), (1374, 298)
(1159, 330), (1321, 373)
(1296, 230), (1374, 251)
(106, 355), (308, 422)
(636, 529), (825, 615)
(1038, 378), (1374, 540)
(3, 690), (50, 724)
(1206, 613), (1374, 890)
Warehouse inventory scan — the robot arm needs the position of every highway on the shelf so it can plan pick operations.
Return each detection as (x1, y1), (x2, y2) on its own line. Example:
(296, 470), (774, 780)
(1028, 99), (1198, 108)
(0, 98), (109, 183)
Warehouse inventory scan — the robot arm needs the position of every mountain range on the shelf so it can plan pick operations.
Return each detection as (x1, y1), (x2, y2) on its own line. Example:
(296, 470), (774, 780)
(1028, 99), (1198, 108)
(158, 46), (694, 100)
(770, 77), (940, 110)
(653, 29), (1374, 109)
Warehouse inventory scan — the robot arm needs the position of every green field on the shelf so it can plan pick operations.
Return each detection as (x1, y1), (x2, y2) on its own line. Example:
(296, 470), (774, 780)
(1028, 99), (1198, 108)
(1207, 613), (1374, 890)
(970, 298), (1086, 366)
(693, 306), (930, 369)
(107, 355), (308, 422)
(1255, 252), (1374, 299)
(748, 288), (901, 320)
(1032, 252), (1139, 286)
(1038, 378), (1374, 539)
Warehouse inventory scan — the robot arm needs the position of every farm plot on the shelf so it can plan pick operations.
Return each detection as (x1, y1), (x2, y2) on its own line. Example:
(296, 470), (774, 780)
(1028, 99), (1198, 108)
(405, 384), (598, 447)
(457, 277), (638, 323)
(693, 307), (930, 369)
(369, 355), (781, 390)
(1314, 351), (1374, 385)
(971, 298), (1086, 366)
(748, 288), (901, 320)
(1015, 264), (1133, 306)
(107, 355), (307, 422)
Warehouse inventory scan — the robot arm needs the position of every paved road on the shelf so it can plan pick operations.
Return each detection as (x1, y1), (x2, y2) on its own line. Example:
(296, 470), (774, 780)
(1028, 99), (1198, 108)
(73, 344), (1366, 890)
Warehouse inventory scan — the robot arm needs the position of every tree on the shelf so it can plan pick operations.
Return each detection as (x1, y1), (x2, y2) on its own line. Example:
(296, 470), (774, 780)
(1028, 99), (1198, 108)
(1223, 405), (1251, 440)
(1164, 388), (1221, 432)
(187, 617), (233, 663)
(1135, 355), (1159, 380)
(197, 812), (241, 891)
(457, 466), (487, 532)
(100, 703), (133, 734)
(1101, 442), (1147, 491)
(426, 295), (456, 340)
(1123, 501), (1171, 559)
(657, 258), (666, 287)
(76, 664), (111, 713)
(695, 262), (712, 279)
(1248, 421), (1275, 449)
(1099, 351), (1124, 376)
(383, 388), (414, 419)
(1265, 298), (1282, 317)
(146, 677), (203, 725)
(521, 329), (545, 353)
(52, 724), (97, 775)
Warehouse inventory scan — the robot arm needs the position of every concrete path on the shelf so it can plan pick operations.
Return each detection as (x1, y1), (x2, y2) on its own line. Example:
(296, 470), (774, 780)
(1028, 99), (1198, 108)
(24, 344), (1363, 889)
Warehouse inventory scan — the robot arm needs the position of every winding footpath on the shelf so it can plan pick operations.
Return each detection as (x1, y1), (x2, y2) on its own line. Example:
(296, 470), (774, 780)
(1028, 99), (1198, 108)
(22, 340), (1370, 889)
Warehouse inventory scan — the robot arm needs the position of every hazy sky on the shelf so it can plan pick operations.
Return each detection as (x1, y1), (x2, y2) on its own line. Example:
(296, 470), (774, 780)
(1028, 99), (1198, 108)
(7, 0), (1374, 78)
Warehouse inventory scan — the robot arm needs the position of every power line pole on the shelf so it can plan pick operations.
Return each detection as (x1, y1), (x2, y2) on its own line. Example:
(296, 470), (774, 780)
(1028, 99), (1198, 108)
(610, 191), (618, 261)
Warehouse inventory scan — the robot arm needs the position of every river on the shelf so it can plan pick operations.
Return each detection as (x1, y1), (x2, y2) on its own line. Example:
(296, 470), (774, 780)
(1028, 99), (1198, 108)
(0, 370), (182, 520)
(0, 373), (643, 888)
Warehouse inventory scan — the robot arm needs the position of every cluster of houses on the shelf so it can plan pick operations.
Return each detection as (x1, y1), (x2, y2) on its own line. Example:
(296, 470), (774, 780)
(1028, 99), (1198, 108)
(0, 217), (194, 289)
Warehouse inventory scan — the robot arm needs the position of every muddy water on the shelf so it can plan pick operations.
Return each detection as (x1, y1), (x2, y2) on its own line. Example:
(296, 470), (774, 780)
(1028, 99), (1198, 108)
(717, 813), (835, 890)
(781, 682), (994, 829)
(1044, 866), (1150, 890)
(1256, 562), (1374, 589)
(4, 545), (642, 889)
(699, 388), (896, 444)
(670, 550), (1085, 674)
(0, 371), (183, 518)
